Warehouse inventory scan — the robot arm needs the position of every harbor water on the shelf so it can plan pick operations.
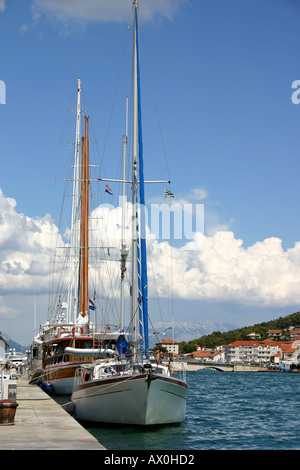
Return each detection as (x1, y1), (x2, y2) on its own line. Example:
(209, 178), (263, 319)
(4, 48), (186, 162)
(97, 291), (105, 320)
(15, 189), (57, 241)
(56, 370), (300, 450)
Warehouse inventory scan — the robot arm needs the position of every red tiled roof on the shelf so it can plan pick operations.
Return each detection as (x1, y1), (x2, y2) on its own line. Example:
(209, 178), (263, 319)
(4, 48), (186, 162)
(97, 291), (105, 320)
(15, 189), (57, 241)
(226, 340), (277, 347)
(188, 350), (211, 358)
(157, 338), (179, 345)
(225, 339), (299, 352)
(280, 344), (297, 353)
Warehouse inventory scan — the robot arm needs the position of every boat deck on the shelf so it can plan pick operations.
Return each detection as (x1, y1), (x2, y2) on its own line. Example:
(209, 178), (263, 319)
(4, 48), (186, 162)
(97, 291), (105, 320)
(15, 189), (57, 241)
(0, 375), (105, 450)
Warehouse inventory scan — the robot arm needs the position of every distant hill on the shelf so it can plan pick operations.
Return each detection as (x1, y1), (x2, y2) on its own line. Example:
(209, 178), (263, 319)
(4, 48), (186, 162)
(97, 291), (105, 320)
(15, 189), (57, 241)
(152, 320), (237, 345)
(0, 332), (30, 354)
(179, 311), (300, 353)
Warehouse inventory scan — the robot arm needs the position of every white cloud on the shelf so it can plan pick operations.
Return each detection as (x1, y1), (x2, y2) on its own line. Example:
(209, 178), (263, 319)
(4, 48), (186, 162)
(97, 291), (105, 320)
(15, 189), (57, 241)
(32, 0), (189, 24)
(1, 188), (300, 319)
(168, 232), (300, 306)
(0, 0), (5, 13)
(0, 189), (60, 295)
(0, 296), (17, 319)
(189, 187), (208, 201)
(19, 24), (29, 34)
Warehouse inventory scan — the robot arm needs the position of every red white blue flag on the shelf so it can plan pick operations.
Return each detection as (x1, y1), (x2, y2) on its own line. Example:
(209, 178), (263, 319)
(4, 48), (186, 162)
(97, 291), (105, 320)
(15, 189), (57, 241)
(105, 184), (113, 195)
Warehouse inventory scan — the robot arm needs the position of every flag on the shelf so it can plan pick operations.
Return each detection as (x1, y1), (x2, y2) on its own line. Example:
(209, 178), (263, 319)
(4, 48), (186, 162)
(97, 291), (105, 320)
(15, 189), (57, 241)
(105, 184), (113, 195)
(164, 188), (174, 198)
(89, 299), (95, 311)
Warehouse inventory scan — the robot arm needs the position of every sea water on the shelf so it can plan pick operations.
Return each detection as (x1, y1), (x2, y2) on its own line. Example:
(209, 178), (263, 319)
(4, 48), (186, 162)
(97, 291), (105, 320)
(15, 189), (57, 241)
(57, 370), (300, 450)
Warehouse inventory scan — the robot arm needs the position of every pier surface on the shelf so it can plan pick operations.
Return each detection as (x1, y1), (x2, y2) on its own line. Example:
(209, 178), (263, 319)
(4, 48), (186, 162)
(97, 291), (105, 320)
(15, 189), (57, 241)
(0, 376), (105, 450)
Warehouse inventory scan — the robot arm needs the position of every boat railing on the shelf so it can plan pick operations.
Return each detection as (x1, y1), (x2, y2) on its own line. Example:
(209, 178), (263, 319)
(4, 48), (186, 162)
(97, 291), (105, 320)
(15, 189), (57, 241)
(74, 366), (84, 386)
(173, 360), (187, 382)
(41, 323), (121, 342)
(74, 365), (92, 385)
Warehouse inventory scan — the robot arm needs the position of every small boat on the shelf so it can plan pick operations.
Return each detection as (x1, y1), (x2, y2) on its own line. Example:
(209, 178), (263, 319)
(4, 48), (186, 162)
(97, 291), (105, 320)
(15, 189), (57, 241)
(70, 0), (188, 426)
(279, 360), (300, 372)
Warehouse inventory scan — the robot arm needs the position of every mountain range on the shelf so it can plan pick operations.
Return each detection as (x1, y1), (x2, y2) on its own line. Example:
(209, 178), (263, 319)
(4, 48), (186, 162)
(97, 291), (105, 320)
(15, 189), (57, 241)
(0, 332), (30, 355)
(1, 321), (237, 354)
(151, 321), (237, 346)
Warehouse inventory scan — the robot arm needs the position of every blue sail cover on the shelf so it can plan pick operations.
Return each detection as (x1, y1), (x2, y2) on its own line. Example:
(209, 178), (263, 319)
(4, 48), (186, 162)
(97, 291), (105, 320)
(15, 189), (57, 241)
(135, 6), (149, 360)
(117, 334), (129, 355)
(136, 208), (144, 359)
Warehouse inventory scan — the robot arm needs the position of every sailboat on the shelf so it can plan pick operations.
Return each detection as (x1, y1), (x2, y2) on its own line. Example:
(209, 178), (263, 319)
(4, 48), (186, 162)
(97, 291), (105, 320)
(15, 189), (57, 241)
(70, 0), (188, 426)
(34, 79), (129, 395)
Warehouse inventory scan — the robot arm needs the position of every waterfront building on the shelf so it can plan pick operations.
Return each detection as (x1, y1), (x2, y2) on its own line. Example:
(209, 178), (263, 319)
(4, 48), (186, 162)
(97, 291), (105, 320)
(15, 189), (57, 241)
(186, 349), (225, 362)
(246, 332), (261, 340)
(186, 350), (212, 360)
(266, 330), (282, 339)
(224, 340), (282, 364)
(280, 343), (300, 363)
(156, 338), (179, 355)
(290, 329), (300, 339)
(224, 339), (300, 365)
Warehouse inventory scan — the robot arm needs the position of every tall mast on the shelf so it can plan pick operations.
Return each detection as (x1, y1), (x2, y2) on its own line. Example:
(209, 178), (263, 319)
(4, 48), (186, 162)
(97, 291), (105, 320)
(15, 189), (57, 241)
(80, 115), (89, 320)
(120, 98), (129, 331)
(131, 0), (150, 360)
(131, 0), (139, 355)
(136, 8), (149, 361)
(68, 78), (81, 323)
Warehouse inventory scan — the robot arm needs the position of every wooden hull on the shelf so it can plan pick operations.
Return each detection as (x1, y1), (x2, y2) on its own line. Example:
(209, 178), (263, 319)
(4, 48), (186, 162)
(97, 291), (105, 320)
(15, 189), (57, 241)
(44, 361), (90, 395)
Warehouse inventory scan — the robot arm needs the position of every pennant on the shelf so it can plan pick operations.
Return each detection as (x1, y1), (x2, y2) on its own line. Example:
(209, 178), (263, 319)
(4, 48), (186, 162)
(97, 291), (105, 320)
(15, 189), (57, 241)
(105, 184), (113, 195)
(164, 188), (174, 198)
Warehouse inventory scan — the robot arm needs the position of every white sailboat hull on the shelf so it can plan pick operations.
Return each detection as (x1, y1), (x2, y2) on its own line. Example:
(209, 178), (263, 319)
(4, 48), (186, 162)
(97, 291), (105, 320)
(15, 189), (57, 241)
(72, 373), (187, 426)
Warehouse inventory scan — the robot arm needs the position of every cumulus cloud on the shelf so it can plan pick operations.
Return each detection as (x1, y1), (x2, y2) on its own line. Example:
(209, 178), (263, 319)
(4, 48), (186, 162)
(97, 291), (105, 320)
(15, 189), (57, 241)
(167, 232), (300, 306)
(0, 296), (18, 319)
(0, 189), (60, 295)
(32, 0), (189, 25)
(1, 188), (300, 313)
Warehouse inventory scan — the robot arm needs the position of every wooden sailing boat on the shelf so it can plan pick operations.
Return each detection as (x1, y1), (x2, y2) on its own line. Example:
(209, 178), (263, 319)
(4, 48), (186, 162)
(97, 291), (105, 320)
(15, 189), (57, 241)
(34, 79), (128, 395)
(70, 0), (188, 425)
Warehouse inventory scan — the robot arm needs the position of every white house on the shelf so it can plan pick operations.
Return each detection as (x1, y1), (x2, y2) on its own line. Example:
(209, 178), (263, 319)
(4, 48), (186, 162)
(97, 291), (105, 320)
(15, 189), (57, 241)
(156, 338), (179, 355)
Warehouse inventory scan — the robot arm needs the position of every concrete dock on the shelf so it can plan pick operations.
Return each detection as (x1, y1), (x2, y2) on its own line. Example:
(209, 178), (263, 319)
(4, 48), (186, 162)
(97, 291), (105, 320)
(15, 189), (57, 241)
(0, 376), (105, 450)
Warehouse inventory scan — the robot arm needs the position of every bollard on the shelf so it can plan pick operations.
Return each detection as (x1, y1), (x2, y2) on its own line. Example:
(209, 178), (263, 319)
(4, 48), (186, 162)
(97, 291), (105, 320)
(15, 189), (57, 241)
(0, 399), (18, 425)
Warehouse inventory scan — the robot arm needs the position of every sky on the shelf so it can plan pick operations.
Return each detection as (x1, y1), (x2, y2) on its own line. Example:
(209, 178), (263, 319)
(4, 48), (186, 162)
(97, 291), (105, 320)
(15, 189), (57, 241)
(1, 0), (300, 347)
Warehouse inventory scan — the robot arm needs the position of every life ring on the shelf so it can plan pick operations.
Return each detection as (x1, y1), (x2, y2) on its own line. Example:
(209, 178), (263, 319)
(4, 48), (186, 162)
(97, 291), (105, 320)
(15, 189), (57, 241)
(83, 372), (90, 382)
(72, 327), (84, 336)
